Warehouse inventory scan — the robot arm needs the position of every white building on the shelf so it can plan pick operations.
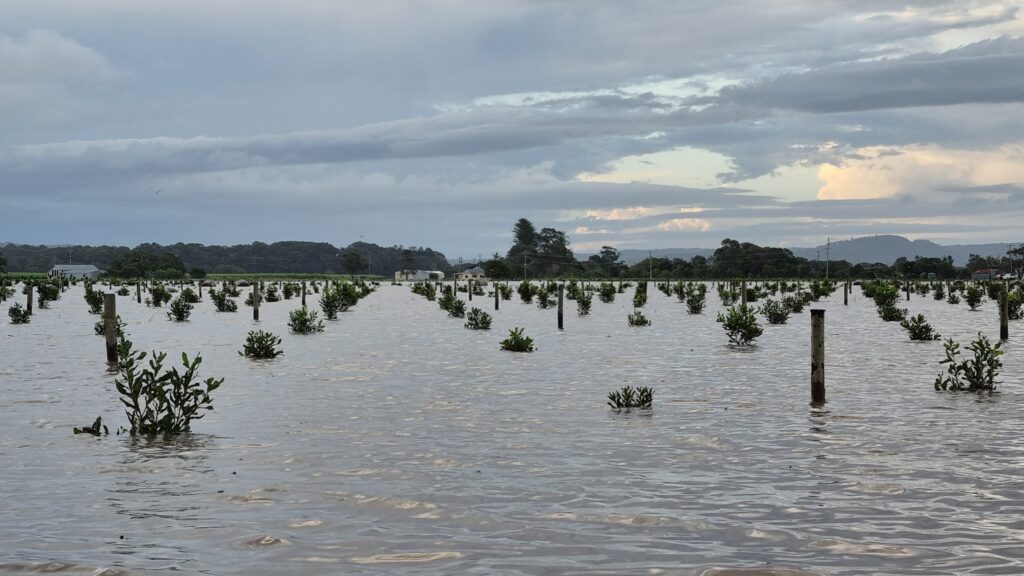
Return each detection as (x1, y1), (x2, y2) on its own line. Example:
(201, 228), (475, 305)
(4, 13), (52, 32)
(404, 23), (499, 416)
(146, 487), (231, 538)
(48, 264), (104, 280)
(454, 266), (488, 285)
(395, 270), (446, 282)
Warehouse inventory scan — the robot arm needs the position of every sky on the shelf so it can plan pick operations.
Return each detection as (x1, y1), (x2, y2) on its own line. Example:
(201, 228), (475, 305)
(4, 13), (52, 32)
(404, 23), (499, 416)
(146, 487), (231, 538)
(2, 1), (1024, 259)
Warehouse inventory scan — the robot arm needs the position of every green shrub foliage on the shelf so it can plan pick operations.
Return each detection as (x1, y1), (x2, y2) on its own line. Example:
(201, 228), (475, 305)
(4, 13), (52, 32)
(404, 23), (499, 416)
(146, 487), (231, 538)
(935, 333), (1002, 392)
(288, 307), (325, 334)
(239, 330), (284, 359)
(114, 338), (223, 435)
(607, 386), (653, 409)
(464, 307), (492, 330)
(500, 327), (534, 352)
(717, 304), (763, 346)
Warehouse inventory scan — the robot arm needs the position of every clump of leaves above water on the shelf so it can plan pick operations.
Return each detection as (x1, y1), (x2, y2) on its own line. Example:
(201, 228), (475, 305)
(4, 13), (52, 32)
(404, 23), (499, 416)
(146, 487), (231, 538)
(210, 289), (238, 312)
(74, 417), (108, 436)
(464, 307), (492, 330)
(598, 282), (616, 304)
(964, 285), (984, 311)
(114, 338), (223, 436)
(94, 315), (126, 338)
(935, 333), (1002, 392)
(239, 330), (284, 359)
(84, 287), (105, 314)
(500, 327), (534, 352)
(900, 314), (941, 341)
(760, 298), (790, 325)
(166, 297), (193, 321)
(288, 306), (325, 334)
(8, 303), (30, 324)
(607, 386), (653, 410)
(717, 304), (763, 347)
(627, 309), (651, 326)
(148, 284), (172, 307)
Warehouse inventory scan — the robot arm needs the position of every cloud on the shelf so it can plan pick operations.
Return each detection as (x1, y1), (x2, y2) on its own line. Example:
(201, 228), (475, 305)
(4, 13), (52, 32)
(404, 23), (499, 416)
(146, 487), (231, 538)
(715, 36), (1024, 113)
(0, 30), (119, 133)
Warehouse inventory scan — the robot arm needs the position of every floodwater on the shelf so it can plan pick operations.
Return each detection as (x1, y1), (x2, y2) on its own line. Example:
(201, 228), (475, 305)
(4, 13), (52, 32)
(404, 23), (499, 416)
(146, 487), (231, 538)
(1, 282), (1021, 575)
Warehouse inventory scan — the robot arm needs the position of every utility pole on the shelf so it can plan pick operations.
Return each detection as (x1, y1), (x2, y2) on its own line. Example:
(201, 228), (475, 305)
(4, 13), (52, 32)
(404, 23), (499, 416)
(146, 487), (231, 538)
(825, 237), (830, 280)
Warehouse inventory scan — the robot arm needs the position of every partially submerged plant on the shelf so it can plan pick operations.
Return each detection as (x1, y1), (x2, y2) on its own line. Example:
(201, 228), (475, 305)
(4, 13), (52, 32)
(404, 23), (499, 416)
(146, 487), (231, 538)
(947, 291), (961, 305)
(179, 287), (200, 304)
(964, 285), (984, 311)
(210, 289), (238, 312)
(760, 298), (790, 325)
(500, 327), (534, 352)
(94, 315), (126, 338)
(716, 304), (763, 347)
(877, 304), (908, 322)
(288, 306), (325, 334)
(114, 338), (223, 436)
(8, 303), (30, 324)
(627, 309), (651, 326)
(598, 282), (616, 303)
(517, 281), (535, 304)
(464, 307), (492, 330)
(632, 282), (648, 308)
(607, 386), (653, 410)
(900, 314), (941, 341)
(148, 284), (172, 307)
(933, 284), (946, 300)
(576, 291), (593, 316)
(166, 296), (193, 322)
(73, 416), (108, 436)
(239, 330), (284, 359)
(935, 333), (1002, 392)
(684, 283), (708, 314)
(84, 288), (105, 314)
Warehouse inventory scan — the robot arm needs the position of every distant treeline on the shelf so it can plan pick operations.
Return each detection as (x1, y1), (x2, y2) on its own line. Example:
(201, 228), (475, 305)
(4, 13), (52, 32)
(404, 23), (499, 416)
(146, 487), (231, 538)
(0, 241), (452, 277)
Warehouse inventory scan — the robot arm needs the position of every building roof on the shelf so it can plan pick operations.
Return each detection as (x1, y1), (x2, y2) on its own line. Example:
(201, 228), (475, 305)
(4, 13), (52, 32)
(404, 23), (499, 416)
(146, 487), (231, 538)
(50, 264), (102, 273)
(463, 266), (486, 274)
(973, 268), (1001, 274)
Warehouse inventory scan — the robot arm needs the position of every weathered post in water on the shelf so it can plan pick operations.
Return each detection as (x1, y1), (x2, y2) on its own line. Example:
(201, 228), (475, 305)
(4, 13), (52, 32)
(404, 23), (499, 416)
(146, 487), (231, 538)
(557, 284), (564, 330)
(104, 293), (117, 364)
(301, 281), (306, 307)
(741, 280), (747, 305)
(1000, 282), (1009, 341)
(253, 282), (260, 321)
(26, 284), (34, 315)
(905, 281), (911, 301)
(811, 309), (825, 404)
(494, 283), (499, 311)
(468, 279), (473, 301)
(136, 282), (141, 304)
(843, 282), (848, 306)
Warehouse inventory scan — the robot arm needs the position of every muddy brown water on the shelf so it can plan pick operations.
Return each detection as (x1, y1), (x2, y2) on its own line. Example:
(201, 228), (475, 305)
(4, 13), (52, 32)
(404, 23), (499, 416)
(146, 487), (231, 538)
(1, 283), (1021, 575)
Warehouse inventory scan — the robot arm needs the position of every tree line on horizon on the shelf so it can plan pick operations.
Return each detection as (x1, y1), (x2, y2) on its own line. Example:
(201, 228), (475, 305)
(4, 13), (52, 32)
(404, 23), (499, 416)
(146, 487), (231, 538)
(0, 241), (452, 278)
(0, 226), (1019, 279)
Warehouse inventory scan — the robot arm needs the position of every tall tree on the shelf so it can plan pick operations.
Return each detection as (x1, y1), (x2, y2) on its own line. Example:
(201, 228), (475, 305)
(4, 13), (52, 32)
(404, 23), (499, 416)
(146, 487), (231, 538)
(0, 249), (6, 273)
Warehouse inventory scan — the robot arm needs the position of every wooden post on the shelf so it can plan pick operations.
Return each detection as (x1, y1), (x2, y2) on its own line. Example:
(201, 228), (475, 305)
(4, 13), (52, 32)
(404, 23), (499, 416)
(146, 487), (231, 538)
(843, 282), (848, 306)
(741, 280), (747, 306)
(811, 309), (825, 405)
(557, 284), (564, 330)
(136, 282), (141, 304)
(301, 281), (306, 307)
(26, 284), (33, 315)
(104, 293), (117, 364)
(905, 280), (911, 301)
(468, 279), (473, 301)
(253, 283), (260, 321)
(1000, 283), (1009, 341)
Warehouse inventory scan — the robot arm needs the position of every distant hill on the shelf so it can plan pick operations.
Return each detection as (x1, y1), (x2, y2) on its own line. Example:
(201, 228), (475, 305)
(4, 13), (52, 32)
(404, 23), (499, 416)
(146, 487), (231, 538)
(791, 236), (1013, 266)
(593, 236), (1014, 266)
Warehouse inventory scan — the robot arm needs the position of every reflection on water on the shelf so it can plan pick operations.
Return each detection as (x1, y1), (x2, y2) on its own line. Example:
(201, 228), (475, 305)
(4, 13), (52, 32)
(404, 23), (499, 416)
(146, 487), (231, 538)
(1, 283), (1022, 575)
